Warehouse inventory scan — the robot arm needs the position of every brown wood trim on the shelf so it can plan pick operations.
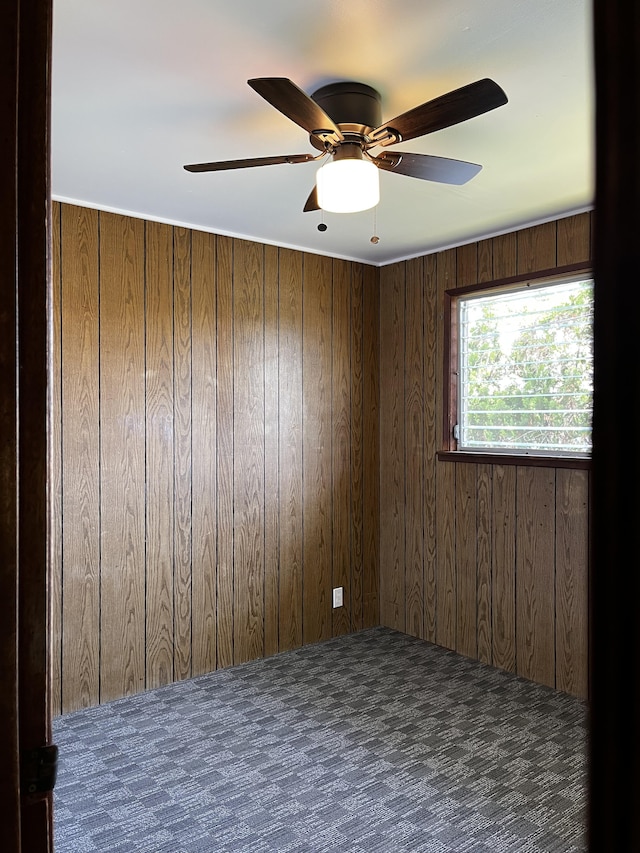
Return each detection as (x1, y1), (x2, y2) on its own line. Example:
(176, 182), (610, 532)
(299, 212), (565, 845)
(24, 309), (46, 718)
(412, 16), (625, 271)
(442, 290), (457, 451)
(437, 450), (591, 470)
(443, 261), (593, 300)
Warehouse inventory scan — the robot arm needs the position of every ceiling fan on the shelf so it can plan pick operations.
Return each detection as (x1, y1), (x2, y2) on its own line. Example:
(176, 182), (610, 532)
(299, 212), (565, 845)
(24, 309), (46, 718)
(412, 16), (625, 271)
(183, 76), (508, 214)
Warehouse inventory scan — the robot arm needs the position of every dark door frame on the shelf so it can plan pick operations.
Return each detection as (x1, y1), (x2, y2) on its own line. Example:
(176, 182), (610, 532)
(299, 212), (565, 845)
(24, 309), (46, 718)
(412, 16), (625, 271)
(0, 0), (53, 851)
(589, 0), (640, 848)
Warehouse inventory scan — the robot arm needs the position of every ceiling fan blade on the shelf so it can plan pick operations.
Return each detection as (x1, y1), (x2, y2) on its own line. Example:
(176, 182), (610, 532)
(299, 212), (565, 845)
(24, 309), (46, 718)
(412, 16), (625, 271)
(248, 78), (344, 145)
(184, 153), (316, 173)
(373, 151), (482, 185)
(370, 78), (508, 146)
(303, 185), (320, 212)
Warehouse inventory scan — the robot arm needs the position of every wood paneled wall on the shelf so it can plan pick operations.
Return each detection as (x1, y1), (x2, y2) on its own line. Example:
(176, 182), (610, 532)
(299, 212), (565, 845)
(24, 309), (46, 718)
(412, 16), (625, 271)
(50, 202), (591, 713)
(379, 212), (592, 699)
(50, 202), (380, 714)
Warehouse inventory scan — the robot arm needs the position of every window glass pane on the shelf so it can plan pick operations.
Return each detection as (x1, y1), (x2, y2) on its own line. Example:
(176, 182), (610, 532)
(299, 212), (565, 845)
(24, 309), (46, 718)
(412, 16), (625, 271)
(457, 277), (593, 456)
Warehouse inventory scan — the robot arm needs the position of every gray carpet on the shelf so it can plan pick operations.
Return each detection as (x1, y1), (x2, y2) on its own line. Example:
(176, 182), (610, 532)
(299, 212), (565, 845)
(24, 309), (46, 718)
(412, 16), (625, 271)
(52, 627), (587, 852)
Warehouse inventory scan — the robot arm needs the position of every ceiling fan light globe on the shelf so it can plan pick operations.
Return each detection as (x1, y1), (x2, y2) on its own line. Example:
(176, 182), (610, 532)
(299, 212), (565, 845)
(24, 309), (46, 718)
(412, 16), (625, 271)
(316, 158), (379, 213)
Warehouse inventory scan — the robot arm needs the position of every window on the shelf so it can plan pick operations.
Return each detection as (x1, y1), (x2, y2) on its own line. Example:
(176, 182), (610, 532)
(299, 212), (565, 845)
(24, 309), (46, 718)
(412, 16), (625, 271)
(445, 269), (593, 460)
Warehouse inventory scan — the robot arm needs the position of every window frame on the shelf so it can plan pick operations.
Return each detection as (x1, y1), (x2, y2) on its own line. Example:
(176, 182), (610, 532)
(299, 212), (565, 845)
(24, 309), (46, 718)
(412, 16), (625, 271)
(438, 262), (593, 470)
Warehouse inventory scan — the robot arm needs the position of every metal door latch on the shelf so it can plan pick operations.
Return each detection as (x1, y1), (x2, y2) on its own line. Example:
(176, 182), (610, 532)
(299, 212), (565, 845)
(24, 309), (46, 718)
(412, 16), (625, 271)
(21, 744), (58, 795)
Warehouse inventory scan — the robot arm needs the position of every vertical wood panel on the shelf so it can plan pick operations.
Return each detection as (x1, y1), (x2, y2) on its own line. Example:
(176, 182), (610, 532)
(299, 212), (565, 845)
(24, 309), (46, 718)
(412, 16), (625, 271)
(233, 239), (264, 664)
(332, 259), (351, 637)
(61, 204), (100, 712)
(53, 204), (382, 710)
(456, 243), (477, 694)
(516, 221), (557, 274)
(435, 462), (456, 649)
(516, 466), (556, 687)
(191, 229), (217, 676)
(173, 227), (192, 681)
(405, 257), (424, 638)
(49, 201), (62, 716)
(557, 212), (591, 266)
(556, 468), (589, 698)
(423, 255), (437, 642)
(216, 236), (234, 669)
(492, 232), (517, 280)
(492, 465), (516, 672)
(145, 221), (174, 689)
(362, 263), (379, 628)
(263, 245), (280, 657)
(379, 263), (405, 629)
(350, 263), (364, 630)
(435, 249), (457, 649)
(456, 242), (478, 286)
(477, 238), (493, 283)
(455, 462), (477, 657)
(99, 212), (145, 703)
(302, 252), (332, 644)
(278, 248), (303, 651)
(476, 464), (492, 665)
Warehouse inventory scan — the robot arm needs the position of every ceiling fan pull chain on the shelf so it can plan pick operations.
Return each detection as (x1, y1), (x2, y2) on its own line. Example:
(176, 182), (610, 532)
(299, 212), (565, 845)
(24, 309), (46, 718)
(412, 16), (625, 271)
(371, 205), (380, 244)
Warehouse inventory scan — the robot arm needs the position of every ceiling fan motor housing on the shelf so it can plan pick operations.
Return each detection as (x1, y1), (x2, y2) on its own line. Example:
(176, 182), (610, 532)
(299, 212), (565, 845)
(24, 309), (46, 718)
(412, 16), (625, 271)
(310, 82), (382, 149)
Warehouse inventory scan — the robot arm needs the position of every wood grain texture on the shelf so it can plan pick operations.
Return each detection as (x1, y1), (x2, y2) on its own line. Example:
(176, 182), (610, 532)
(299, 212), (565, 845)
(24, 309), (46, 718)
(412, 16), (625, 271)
(435, 249), (457, 649)
(215, 236), (234, 669)
(516, 221), (557, 274)
(456, 242), (478, 287)
(145, 220), (175, 690)
(350, 263), (364, 631)
(491, 465), (517, 673)
(379, 263), (405, 629)
(191, 229), (217, 676)
(61, 204), (100, 712)
(491, 232), (517, 280)
(278, 248), (303, 652)
(49, 201), (62, 717)
(362, 263), (380, 629)
(404, 257), (424, 638)
(435, 459), (456, 649)
(173, 227), (193, 681)
(263, 245), (280, 658)
(52, 200), (593, 713)
(423, 254), (437, 642)
(52, 204), (381, 711)
(557, 212), (591, 266)
(476, 464), (492, 665)
(477, 238), (493, 284)
(376, 212), (591, 697)
(99, 212), (145, 703)
(555, 468), (589, 697)
(455, 462), (477, 658)
(302, 252), (332, 644)
(332, 259), (351, 637)
(233, 239), (264, 665)
(516, 466), (556, 688)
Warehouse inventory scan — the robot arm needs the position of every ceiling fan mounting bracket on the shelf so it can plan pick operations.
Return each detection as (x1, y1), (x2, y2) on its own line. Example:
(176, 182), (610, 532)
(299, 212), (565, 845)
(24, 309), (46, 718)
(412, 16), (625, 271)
(309, 81), (383, 151)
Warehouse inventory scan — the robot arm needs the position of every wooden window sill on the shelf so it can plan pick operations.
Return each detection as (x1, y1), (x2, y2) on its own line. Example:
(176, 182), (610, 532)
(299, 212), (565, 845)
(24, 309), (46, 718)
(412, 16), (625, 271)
(437, 450), (591, 470)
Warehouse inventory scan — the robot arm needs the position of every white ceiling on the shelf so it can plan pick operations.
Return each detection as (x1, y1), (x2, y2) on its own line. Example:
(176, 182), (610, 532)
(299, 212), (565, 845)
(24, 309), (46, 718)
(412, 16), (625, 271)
(51, 0), (594, 267)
